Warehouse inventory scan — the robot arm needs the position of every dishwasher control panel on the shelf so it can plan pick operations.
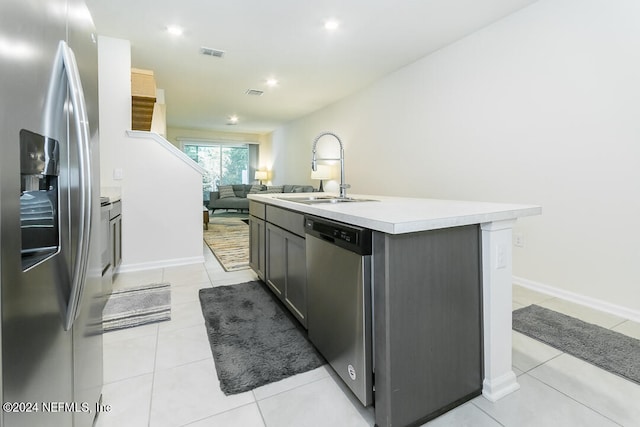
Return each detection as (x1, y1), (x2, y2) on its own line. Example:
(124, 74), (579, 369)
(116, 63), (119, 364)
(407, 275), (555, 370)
(334, 228), (357, 244)
(304, 216), (372, 255)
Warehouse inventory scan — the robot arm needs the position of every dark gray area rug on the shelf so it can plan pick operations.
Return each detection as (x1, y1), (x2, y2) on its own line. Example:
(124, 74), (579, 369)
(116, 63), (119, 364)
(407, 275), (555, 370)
(512, 304), (640, 384)
(103, 283), (171, 332)
(199, 281), (325, 395)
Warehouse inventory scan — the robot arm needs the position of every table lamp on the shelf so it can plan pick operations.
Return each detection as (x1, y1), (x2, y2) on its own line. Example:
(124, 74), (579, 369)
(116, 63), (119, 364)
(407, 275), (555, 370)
(255, 170), (268, 185)
(311, 165), (331, 192)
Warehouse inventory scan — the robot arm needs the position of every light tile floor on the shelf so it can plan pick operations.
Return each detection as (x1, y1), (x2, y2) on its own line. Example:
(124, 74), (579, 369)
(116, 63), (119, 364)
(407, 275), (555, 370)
(96, 243), (640, 426)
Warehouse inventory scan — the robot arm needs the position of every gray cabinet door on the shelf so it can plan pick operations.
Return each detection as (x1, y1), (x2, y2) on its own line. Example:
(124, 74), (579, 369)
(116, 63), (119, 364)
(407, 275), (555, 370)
(265, 222), (308, 328)
(284, 233), (307, 327)
(110, 215), (122, 270)
(266, 223), (286, 297)
(249, 216), (265, 280)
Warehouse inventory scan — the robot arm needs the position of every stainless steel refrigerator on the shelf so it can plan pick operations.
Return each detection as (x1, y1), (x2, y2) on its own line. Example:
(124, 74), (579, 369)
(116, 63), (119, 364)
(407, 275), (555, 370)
(0, 0), (104, 426)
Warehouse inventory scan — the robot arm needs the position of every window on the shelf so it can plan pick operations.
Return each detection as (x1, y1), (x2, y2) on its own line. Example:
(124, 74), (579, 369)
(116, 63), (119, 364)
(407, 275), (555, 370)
(182, 141), (258, 202)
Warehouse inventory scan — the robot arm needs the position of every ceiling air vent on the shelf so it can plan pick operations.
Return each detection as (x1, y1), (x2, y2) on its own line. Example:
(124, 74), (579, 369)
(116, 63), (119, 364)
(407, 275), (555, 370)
(245, 89), (264, 96)
(200, 47), (225, 58)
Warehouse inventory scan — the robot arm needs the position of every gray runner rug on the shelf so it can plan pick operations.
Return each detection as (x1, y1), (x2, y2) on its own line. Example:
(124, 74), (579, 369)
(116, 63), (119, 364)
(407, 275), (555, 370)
(199, 281), (325, 395)
(512, 304), (640, 385)
(103, 283), (171, 332)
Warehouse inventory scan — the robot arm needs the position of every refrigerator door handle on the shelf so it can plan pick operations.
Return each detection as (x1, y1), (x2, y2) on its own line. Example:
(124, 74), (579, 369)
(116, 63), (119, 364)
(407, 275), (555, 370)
(56, 40), (93, 331)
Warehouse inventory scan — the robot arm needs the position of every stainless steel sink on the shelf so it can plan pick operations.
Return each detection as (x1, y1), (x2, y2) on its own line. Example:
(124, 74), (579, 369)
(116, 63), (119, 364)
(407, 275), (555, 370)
(277, 196), (378, 205)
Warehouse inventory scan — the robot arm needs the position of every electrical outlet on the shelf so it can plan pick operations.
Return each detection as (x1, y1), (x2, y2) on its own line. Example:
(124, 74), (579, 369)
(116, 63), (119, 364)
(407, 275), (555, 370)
(496, 245), (507, 269)
(113, 168), (124, 180)
(514, 232), (524, 248)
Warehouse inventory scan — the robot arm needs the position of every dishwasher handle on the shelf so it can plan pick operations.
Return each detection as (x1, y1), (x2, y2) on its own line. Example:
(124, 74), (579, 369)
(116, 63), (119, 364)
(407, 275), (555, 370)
(318, 233), (336, 244)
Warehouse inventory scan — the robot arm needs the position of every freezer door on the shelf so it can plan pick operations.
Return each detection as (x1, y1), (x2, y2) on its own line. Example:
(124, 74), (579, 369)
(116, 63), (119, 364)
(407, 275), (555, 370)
(1, 1), (103, 426)
(0, 2), (75, 426)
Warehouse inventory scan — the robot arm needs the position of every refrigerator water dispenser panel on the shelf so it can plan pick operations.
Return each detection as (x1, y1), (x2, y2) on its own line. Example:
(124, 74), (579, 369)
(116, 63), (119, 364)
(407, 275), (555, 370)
(20, 129), (60, 270)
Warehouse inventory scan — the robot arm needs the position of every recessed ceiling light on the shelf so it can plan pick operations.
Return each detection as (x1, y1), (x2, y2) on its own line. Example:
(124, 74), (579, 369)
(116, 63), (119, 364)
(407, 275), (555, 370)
(227, 115), (239, 125)
(266, 78), (279, 87)
(324, 19), (339, 31)
(166, 25), (184, 36)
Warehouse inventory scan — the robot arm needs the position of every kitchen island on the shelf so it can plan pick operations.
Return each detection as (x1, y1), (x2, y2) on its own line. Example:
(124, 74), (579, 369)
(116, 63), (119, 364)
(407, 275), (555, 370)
(248, 192), (541, 426)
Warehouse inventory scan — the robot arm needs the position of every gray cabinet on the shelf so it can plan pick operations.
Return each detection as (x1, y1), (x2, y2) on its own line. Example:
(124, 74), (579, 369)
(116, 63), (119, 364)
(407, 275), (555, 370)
(266, 222), (286, 296)
(266, 222), (307, 327)
(109, 200), (122, 271)
(372, 225), (482, 426)
(249, 217), (266, 280)
(250, 201), (308, 328)
(284, 233), (306, 324)
(249, 201), (266, 280)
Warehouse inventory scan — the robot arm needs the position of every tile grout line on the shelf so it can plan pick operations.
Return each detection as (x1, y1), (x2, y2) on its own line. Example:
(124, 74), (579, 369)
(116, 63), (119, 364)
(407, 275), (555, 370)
(251, 391), (269, 427)
(524, 370), (625, 427)
(146, 268), (167, 427)
(470, 400), (507, 427)
(146, 326), (160, 427)
(609, 319), (629, 331)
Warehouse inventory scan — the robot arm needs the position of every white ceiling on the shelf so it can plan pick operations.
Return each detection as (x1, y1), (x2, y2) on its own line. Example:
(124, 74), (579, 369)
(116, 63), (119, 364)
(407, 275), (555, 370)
(86, 0), (538, 134)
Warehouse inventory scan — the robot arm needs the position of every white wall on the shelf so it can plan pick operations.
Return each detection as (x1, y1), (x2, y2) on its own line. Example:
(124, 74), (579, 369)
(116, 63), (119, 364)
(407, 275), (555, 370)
(97, 36), (129, 189)
(271, 0), (640, 316)
(121, 132), (204, 270)
(98, 37), (204, 271)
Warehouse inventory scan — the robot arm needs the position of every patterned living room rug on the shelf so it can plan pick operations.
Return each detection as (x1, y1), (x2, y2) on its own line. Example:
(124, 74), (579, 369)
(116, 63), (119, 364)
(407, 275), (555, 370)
(103, 283), (171, 332)
(204, 217), (250, 271)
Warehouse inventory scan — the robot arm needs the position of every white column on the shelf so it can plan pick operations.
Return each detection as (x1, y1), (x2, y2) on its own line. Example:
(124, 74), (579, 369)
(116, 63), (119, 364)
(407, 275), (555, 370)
(481, 219), (519, 401)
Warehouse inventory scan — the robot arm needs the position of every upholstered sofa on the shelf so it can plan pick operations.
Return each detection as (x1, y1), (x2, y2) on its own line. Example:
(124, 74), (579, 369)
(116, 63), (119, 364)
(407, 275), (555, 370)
(207, 184), (315, 213)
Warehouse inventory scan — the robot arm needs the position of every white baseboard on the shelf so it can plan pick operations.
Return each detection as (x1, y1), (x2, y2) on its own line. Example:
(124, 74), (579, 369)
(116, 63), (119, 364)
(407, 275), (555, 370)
(513, 276), (640, 324)
(482, 372), (520, 402)
(118, 255), (205, 273)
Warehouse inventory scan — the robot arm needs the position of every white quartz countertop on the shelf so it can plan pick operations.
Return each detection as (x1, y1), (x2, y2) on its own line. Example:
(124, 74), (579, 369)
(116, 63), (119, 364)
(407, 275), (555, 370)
(247, 193), (541, 234)
(101, 187), (122, 203)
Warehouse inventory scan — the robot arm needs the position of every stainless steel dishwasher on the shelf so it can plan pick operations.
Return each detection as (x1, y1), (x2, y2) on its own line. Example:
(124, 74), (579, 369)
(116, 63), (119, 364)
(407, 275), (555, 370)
(304, 215), (373, 406)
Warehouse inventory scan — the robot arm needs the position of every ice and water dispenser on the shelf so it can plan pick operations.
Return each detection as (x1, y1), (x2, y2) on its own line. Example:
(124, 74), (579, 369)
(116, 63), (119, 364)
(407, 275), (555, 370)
(20, 129), (60, 270)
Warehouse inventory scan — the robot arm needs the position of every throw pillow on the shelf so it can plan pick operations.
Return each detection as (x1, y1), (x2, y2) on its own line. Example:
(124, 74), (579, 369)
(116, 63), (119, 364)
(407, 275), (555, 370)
(218, 185), (236, 199)
(263, 186), (284, 193)
(233, 185), (246, 198)
(248, 184), (264, 194)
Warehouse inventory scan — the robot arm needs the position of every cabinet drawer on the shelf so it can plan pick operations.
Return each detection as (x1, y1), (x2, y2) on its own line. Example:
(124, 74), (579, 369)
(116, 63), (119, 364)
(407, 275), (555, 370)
(266, 205), (305, 237)
(249, 201), (266, 220)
